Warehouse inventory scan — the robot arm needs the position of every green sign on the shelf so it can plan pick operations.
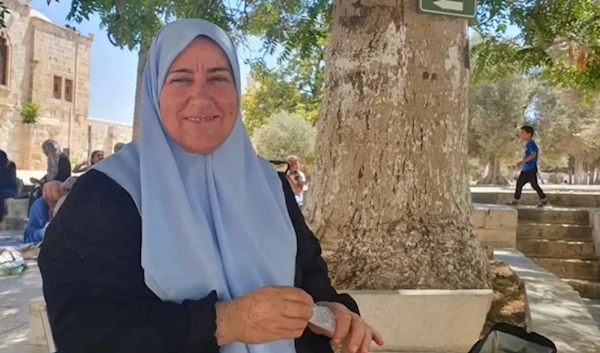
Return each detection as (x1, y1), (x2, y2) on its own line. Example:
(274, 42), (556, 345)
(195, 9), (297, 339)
(419, 0), (477, 18)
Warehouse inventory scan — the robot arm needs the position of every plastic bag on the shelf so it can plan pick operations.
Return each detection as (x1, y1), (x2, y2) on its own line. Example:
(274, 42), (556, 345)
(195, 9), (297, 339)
(308, 304), (336, 335)
(0, 247), (25, 276)
(469, 323), (556, 353)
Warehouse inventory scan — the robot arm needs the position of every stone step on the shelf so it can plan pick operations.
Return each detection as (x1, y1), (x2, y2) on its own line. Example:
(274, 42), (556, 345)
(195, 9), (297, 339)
(0, 217), (26, 232)
(565, 279), (600, 299)
(517, 222), (592, 241)
(472, 192), (600, 208)
(517, 239), (596, 260)
(0, 198), (28, 231)
(518, 208), (589, 225)
(531, 258), (599, 280)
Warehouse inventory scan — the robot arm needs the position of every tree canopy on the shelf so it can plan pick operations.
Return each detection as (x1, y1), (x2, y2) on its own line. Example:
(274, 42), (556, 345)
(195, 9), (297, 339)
(242, 45), (324, 135)
(472, 0), (600, 94)
(23, 0), (599, 109)
(252, 111), (316, 163)
(242, 0), (600, 93)
(468, 76), (533, 183)
(532, 89), (600, 173)
(44, 0), (236, 50)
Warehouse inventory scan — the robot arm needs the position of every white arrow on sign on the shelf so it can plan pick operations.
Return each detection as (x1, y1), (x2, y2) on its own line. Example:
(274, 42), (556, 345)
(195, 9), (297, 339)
(433, 0), (464, 11)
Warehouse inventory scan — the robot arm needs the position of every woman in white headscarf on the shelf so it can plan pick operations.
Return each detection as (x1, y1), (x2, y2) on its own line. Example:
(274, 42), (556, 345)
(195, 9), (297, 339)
(39, 19), (383, 353)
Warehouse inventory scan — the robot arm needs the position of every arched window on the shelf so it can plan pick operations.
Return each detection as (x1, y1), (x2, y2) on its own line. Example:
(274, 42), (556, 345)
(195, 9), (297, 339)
(0, 36), (8, 86)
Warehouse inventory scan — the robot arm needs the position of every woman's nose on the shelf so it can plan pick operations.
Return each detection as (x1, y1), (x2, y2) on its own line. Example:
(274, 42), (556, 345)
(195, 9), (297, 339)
(189, 81), (212, 104)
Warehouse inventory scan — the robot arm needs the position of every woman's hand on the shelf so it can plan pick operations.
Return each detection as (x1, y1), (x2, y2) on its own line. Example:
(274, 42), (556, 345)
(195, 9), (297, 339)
(309, 301), (384, 353)
(215, 286), (314, 345)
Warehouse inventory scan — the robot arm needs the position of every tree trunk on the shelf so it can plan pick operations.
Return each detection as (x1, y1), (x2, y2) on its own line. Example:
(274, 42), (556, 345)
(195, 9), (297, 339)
(132, 44), (149, 141)
(574, 158), (585, 184)
(477, 155), (508, 185)
(304, 0), (489, 290)
(594, 168), (600, 184)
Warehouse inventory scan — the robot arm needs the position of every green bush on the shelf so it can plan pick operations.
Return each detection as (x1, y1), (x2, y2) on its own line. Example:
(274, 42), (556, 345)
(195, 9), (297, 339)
(21, 103), (41, 124)
(253, 111), (316, 164)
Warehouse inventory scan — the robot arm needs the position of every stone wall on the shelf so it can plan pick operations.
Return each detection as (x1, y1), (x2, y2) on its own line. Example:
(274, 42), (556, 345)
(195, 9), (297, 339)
(4, 118), (132, 170)
(0, 1), (131, 169)
(0, 0), (37, 165)
(88, 118), (133, 156)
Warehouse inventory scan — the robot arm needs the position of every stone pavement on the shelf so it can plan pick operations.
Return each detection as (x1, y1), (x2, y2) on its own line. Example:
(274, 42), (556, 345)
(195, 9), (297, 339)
(0, 260), (46, 353)
(494, 249), (600, 353)
(583, 298), (600, 328)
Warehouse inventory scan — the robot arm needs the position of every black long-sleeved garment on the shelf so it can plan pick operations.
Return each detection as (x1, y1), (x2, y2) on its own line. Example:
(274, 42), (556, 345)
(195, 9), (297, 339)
(38, 169), (357, 353)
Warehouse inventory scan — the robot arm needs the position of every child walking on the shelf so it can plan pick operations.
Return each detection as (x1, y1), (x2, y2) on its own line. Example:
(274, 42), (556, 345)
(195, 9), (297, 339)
(509, 126), (549, 207)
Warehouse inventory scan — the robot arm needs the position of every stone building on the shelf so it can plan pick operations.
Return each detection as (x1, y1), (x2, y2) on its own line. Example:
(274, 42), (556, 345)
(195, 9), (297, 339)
(0, 0), (132, 170)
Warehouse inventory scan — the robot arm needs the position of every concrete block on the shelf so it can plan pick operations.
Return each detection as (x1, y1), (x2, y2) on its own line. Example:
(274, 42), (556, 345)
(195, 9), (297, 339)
(472, 208), (486, 229)
(28, 297), (47, 346)
(5, 199), (28, 219)
(591, 210), (600, 258)
(341, 289), (493, 353)
(477, 228), (516, 249)
(484, 208), (518, 230)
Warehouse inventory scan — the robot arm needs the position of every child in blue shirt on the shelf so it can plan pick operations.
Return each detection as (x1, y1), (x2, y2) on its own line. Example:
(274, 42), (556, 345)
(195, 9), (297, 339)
(509, 126), (548, 207)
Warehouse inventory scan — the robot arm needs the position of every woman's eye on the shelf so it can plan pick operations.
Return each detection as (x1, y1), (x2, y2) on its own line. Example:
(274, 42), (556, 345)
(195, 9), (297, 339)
(209, 76), (229, 83)
(170, 77), (192, 84)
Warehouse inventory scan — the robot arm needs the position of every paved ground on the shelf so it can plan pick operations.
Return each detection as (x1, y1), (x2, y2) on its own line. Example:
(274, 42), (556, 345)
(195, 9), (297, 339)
(583, 298), (600, 328)
(0, 261), (46, 353)
(495, 249), (600, 353)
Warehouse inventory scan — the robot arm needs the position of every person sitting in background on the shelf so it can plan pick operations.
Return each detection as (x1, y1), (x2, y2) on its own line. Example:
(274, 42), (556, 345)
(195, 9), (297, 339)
(53, 176), (78, 217)
(73, 150), (105, 173)
(286, 155), (307, 206)
(113, 142), (125, 153)
(0, 150), (17, 222)
(23, 181), (61, 243)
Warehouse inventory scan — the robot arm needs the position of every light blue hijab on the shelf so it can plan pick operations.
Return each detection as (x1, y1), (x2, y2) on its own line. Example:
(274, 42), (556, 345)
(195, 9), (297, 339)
(94, 19), (297, 353)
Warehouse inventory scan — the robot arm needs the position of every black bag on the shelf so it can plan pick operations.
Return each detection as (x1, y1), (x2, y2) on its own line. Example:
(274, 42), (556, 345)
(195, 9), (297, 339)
(469, 323), (557, 353)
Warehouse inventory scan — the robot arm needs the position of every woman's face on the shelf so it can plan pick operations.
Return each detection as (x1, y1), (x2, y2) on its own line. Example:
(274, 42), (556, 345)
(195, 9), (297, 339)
(159, 38), (238, 154)
(42, 140), (58, 157)
(91, 151), (104, 164)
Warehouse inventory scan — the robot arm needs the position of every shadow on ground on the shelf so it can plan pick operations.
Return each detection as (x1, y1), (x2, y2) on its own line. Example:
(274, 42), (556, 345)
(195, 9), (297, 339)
(0, 261), (43, 353)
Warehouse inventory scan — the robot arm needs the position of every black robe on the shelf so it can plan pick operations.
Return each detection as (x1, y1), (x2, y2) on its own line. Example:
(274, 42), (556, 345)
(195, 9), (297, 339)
(38, 169), (357, 353)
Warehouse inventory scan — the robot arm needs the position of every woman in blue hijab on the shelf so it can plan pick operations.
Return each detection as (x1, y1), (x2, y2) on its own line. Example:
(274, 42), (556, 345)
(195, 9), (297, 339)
(39, 19), (382, 353)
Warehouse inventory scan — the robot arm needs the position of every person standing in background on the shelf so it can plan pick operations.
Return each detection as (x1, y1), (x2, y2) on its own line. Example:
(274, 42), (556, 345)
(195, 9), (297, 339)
(29, 140), (71, 216)
(0, 150), (17, 223)
(41, 140), (72, 183)
(508, 126), (549, 207)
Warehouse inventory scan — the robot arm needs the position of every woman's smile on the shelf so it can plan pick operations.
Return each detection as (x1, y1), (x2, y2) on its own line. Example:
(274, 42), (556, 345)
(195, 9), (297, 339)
(184, 115), (219, 123)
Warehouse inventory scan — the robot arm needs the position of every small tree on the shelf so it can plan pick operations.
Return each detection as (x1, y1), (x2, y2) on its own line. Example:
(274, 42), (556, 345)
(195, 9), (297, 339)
(253, 111), (316, 164)
(21, 103), (41, 124)
(534, 89), (600, 183)
(469, 76), (533, 185)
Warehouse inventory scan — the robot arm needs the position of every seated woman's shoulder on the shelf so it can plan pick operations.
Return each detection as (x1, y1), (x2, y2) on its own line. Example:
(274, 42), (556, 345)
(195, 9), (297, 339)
(61, 169), (138, 220)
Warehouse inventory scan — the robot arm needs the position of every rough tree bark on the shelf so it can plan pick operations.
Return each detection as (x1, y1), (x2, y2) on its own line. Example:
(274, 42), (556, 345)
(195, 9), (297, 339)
(132, 44), (149, 141)
(304, 0), (489, 290)
(477, 155), (509, 185)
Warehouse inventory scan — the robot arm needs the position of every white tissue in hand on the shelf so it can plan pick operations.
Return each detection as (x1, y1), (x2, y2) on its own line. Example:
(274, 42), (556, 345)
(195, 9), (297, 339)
(309, 304), (336, 334)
